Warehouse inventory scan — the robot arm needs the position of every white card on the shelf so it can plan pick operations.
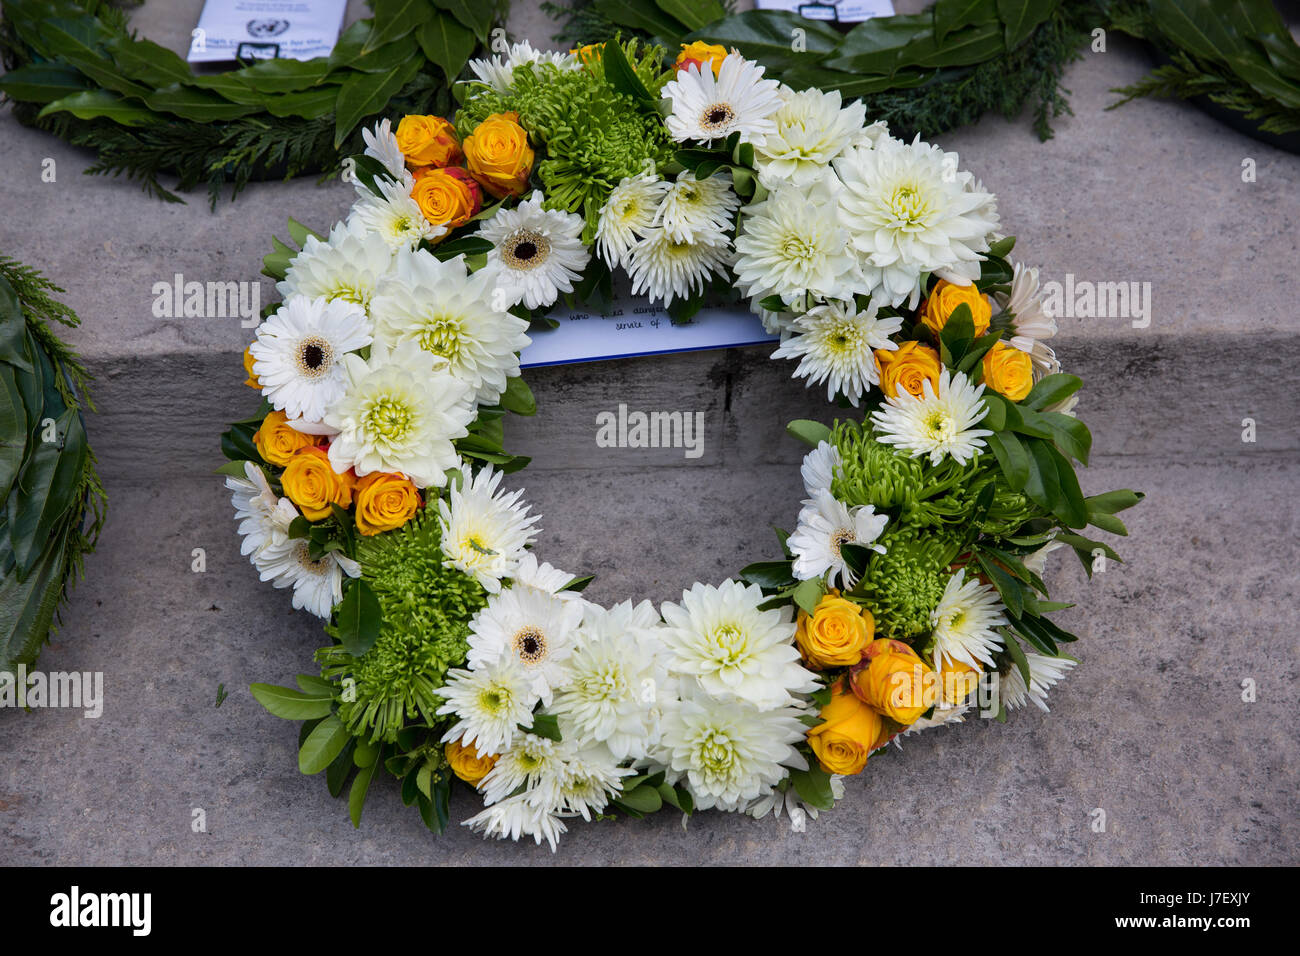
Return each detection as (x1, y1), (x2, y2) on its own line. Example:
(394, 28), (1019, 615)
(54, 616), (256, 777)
(188, 0), (348, 63)
(752, 0), (895, 23)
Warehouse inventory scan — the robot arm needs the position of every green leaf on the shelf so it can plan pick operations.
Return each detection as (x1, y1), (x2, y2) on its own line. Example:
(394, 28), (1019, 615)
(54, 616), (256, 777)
(1000, 627), (1033, 690)
(687, 10), (844, 69)
(792, 578), (824, 615)
(1040, 411), (1091, 465)
(417, 13), (476, 82)
(0, 367), (28, 504)
(739, 560), (795, 589)
(1044, 443), (1088, 528)
(655, 0), (726, 33)
(987, 235), (1016, 258)
(336, 579), (381, 657)
(561, 575), (595, 593)
(985, 430), (1029, 490)
(996, 0), (1053, 50)
(977, 552), (1024, 618)
(602, 39), (657, 108)
(263, 86), (341, 120)
(0, 63), (90, 104)
(0, 532), (68, 673)
(39, 89), (158, 126)
(595, 0), (689, 39)
(299, 715), (350, 774)
(499, 376), (535, 416)
(327, 739), (357, 797)
(235, 57), (335, 93)
(144, 85), (261, 121)
(786, 419), (831, 448)
(432, 0), (497, 43)
(615, 783), (663, 814)
(296, 674), (336, 696)
(249, 683), (334, 720)
(365, 0), (435, 53)
(527, 712), (563, 741)
(934, 0), (997, 44)
(939, 303), (975, 363)
(790, 762), (836, 810)
(1084, 489), (1144, 515)
(333, 56), (422, 148)
(349, 758), (378, 827)
(1021, 373), (1082, 411)
(7, 408), (86, 577)
(286, 217), (322, 248)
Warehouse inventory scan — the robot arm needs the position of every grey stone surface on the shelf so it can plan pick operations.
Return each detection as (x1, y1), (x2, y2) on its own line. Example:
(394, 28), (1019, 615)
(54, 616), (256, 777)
(0, 1), (1298, 865)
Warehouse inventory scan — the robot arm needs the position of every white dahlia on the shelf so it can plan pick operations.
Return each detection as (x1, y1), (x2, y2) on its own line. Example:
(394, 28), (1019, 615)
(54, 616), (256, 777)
(754, 85), (865, 188)
(929, 569), (1007, 670)
(626, 226), (731, 306)
(787, 489), (888, 589)
(346, 174), (445, 251)
(869, 368), (991, 465)
(276, 222), (394, 314)
(467, 40), (578, 95)
(465, 585), (584, 707)
(662, 53), (783, 145)
(1001, 652), (1077, 713)
(479, 192), (590, 310)
(997, 261), (1060, 375)
(655, 170), (740, 244)
(255, 537), (360, 619)
(772, 298), (903, 406)
(595, 170), (669, 269)
(437, 463), (540, 593)
(438, 659), (536, 757)
(227, 461), (297, 560)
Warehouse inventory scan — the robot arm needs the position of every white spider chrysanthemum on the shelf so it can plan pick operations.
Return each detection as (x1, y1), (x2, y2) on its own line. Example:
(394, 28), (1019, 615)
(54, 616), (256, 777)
(787, 490), (888, 589)
(226, 461), (297, 561)
(466, 40), (578, 95)
(361, 118), (407, 180)
(626, 226), (731, 306)
(438, 659), (536, 757)
(929, 569), (1007, 669)
(1000, 652), (1076, 712)
(479, 732), (565, 808)
(249, 294), (371, 425)
(834, 136), (1000, 307)
(276, 222), (394, 314)
(255, 537), (360, 619)
(733, 177), (861, 308)
(437, 463), (540, 593)
(323, 340), (474, 487)
(754, 85), (865, 187)
(898, 703), (968, 739)
(658, 580), (818, 710)
(772, 298), (904, 406)
(595, 170), (669, 269)
(997, 261), (1060, 375)
(747, 774), (846, 828)
(462, 792), (568, 852)
(479, 192), (590, 310)
(557, 744), (633, 821)
(800, 441), (841, 500)
(370, 247), (531, 405)
(869, 368), (991, 465)
(510, 552), (582, 601)
(465, 585), (583, 707)
(662, 53), (783, 145)
(346, 175), (445, 251)
(551, 599), (668, 759)
(657, 686), (807, 812)
(655, 170), (740, 244)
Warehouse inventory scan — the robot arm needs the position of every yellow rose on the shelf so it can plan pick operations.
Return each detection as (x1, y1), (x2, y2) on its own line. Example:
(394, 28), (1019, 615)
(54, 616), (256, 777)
(938, 655), (981, 706)
(395, 114), (464, 169)
(571, 43), (603, 66)
(281, 445), (354, 521)
(876, 341), (941, 399)
(463, 112), (534, 199)
(410, 166), (483, 230)
(919, 279), (992, 337)
(850, 638), (935, 725)
(981, 341), (1034, 401)
(253, 409), (317, 467)
(446, 738), (497, 786)
(796, 592), (874, 669)
(806, 681), (883, 776)
(242, 344), (260, 389)
(354, 471), (421, 536)
(674, 41), (729, 75)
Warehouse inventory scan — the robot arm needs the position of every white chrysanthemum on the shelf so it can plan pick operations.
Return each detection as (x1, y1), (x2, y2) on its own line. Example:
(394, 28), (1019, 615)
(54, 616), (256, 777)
(997, 261), (1060, 375)
(1001, 652), (1077, 712)
(557, 744), (633, 821)
(733, 177), (861, 308)
(467, 40), (578, 95)
(655, 170), (740, 244)
(438, 659), (535, 756)
(510, 552), (581, 601)
(800, 441), (841, 500)
(626, 226), (731, 306)
(869, 368), (991, 465)
(463, 792), (568, 852)
(772, 298), (903, 406)
(551, 599), (668, 759)
(227, 461), (297, 560)
(479, 732), (565, 808)
(437, 463), (540, 593)
(787, 490), (888, 589)
(370, 246), (531, 405)
(662, 53), (782, 145)
(754, 85), (865, 187)
(255, 538), (360, 619)
(898, 703), (968, 739)
(346, 175), (445, 251)
(276, 222), (394, 314)
(596, 171), (669, 269)
(659, 580), (818, 710)
(1022, 537), (1066, 577)
(746, 774), (845, 828)
(834, 136), (1000, 307)
(756, 303), (798, 337)
(929, 569), (1007, 670)
(466, 585), (583, 706)
(249, 294), (371, 425)
(657, 685), (806, 812)
(361, 118), (407, 180)
(323, 340), (474, 487)
(479, 192), (590, 310)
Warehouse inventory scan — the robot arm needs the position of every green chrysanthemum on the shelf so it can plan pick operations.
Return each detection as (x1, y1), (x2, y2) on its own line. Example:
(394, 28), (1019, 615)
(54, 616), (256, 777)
(850, 526), (961, 643)
(318, 502), (486, 744)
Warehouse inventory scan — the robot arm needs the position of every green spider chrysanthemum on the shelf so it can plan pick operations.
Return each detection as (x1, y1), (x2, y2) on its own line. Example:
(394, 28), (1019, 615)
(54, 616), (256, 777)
(318, 502), (486, 744)
(850, 526), (961, 643)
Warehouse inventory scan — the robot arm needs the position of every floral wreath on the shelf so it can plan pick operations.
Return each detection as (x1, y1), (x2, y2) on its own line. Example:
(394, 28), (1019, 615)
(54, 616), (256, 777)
(223, 39), (1141, 849)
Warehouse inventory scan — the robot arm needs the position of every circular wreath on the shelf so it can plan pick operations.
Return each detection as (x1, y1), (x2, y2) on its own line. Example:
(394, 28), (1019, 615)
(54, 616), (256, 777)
(223, 39), (1141, 848)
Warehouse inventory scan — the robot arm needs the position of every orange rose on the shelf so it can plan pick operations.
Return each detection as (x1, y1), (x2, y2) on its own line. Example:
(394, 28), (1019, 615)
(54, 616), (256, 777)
(411, 167), (482, 230)
(280, 445), (355, 521)
(463, 112), (534, 199)
(354, 471), (421, 536)
(395, 114), (464, 169)
(796, 592), (874, 670)
(981, 341), (1034, 401)
(876, 341), (941, 399)
(938, 655), (982, 707)
(919, 279), (992, 337)
(445, 738), (497, 785)
(253, 409), (317, 467)
(850, 638), (935, 725)
(242, 345), (260, 389)
(674, 41), (728, 75)
(806, 681), (883, 776)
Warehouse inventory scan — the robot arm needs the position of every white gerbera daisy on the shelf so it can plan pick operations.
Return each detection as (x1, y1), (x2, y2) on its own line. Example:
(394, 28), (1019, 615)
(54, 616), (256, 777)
(466, 585), (584, 706)
(361, 118), (407, 181)
(658, 580), (817, 710)
(437, 659), (535, 756)
(462, 792), (568, 852)
(869, 368), (991, 465)
(655, 170), (740, 244)
(929, 569), (1007, 670)
(479, 732), (565, 808)
(276, 222), (394, 313)
(626, 226), (731, 306)
(834, 136), (1000, 307)
(595, 170), (669, 269)
(800, 441), (841, 500)
(323, 340), (475, 487)
(772, 298), (903, 406)
(997, 261), (1060, 375)
(437, 463), (540, 593)
(1000, 652), (1077, 712)
(662, 53), (782, 145)
(346, 175), (445, 251)
(479, 192), (590, 310)
(466, 40), (578, 95)
(255, 538), (360, 619)
(510, 552), (582, 601)
(227, 461), (297, 560)
(733, 177), (861, 309)
(249, 294), (371, 425)
(787, 489), (888, 589)
(370, 246), (531, 405)
(754, 85), (865, 187)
